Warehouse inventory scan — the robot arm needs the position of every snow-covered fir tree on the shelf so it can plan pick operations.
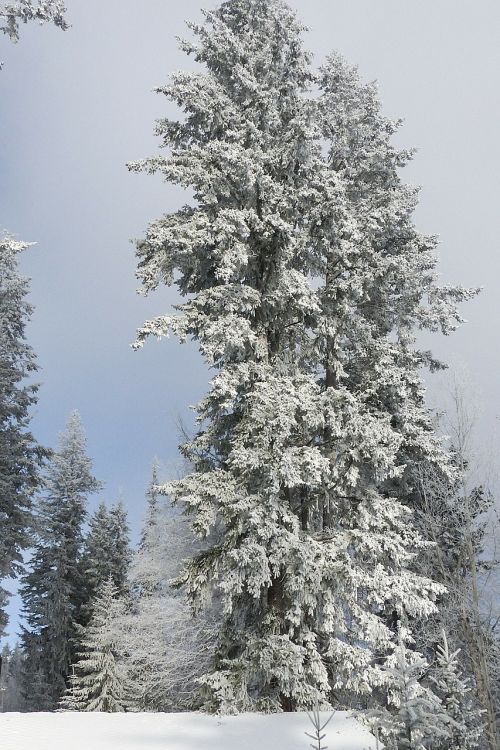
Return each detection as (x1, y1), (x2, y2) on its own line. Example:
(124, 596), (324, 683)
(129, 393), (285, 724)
(20, 411), (102, 709)
(117, 466), (217, 711)
(61, 577), (130, 712)
(0, 236), (45, 637)
(131, 0), (474, 712)
(0, 0), (67, 42)
(83, 499), (131, 615)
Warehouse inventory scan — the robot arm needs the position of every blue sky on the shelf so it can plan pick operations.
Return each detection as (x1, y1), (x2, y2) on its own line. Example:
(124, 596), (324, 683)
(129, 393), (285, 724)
(1, 0), (499, 640)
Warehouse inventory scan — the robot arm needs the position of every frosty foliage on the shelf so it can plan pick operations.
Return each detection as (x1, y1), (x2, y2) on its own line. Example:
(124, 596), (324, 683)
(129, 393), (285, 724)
(116, 468), (217, 712)
(118, 593), (217, 712)
(0, 0), (67, 42)
(131, 0), (476, 713)
(61, 577), (131, 713)
(0, 236), (45, 636)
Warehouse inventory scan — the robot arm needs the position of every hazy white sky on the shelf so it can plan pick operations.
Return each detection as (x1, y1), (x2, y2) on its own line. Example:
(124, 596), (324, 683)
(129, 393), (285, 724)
(1, 0), (499, 637)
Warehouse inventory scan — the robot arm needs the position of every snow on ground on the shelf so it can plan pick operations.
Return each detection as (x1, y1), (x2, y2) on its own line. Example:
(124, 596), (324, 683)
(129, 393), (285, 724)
(0, 710), (376, 750)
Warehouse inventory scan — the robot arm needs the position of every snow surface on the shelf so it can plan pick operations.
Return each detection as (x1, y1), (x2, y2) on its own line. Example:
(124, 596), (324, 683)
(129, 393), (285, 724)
(0, 710), (376, 750)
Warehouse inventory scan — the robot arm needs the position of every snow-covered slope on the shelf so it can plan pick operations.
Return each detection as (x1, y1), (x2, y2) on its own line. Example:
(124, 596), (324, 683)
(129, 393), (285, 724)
(0, 710), (376, 750)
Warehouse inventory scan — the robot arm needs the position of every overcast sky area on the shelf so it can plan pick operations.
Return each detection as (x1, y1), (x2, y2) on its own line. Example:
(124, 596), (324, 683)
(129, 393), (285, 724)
(1, 0), (499, 641)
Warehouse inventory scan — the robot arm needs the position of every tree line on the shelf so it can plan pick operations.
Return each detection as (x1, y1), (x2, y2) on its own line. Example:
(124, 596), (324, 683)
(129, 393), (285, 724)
(1, 421), (215, 714)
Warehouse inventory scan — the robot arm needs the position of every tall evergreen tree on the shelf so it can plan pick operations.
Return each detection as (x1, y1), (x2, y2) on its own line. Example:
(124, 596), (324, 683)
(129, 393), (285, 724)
(61, 577), (130, 713)
(0, 236), (45, 637)
(131, 0), (473, 712)
(20, 411), (101, 709)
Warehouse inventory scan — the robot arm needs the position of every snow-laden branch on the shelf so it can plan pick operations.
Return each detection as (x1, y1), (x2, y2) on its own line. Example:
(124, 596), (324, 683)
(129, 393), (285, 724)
(0, 0), (68, 42)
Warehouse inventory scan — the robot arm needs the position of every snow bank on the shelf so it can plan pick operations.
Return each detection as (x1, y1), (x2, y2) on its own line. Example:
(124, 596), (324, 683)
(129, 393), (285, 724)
(0, 710), (376, 750)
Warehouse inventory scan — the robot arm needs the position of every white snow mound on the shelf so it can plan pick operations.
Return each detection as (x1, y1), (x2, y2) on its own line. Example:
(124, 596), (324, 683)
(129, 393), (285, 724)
(0, 710), (376, 750)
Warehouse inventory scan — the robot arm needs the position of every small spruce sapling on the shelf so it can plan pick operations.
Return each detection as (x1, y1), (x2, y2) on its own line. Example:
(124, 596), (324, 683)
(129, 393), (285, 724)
(305, 707), (334, 750)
